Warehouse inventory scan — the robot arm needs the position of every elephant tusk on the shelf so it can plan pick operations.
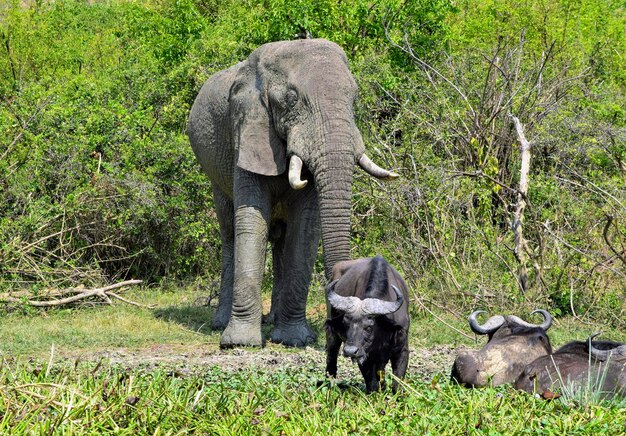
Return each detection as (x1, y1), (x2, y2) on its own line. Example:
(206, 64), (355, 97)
(358, 154), (399, 180)
(288, 155), (308, 190)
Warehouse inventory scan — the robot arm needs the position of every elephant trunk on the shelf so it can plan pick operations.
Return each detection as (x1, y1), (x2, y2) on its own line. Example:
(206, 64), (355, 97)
(309, 131), (356, 279)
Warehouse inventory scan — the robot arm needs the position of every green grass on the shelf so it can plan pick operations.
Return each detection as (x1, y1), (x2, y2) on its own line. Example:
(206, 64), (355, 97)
(1, 358), (625, 434)
(0, 287), (219, 359)
(2, 286), (622, 359)
(1, 286), (625, 434)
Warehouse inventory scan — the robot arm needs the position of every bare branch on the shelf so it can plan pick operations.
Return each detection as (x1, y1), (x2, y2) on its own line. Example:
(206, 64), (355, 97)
(509, 114), (533, 293)
(0, 280), (143, 307)
(602, 215), (626, 268)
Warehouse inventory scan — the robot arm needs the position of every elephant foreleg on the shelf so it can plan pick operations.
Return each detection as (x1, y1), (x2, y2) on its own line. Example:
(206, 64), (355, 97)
(221, 172), (271, 347)
(212, 186), (234, 330)
(268, 192), (320, 346)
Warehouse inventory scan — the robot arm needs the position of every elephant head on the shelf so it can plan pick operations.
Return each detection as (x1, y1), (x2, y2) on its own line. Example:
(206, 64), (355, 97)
(228, 39), (397, 277)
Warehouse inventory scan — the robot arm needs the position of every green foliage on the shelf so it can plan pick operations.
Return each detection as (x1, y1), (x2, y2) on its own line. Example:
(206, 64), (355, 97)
(0, 0), (624, 326)
(0, 358), (625, 434)
(0, 0), (220, 288)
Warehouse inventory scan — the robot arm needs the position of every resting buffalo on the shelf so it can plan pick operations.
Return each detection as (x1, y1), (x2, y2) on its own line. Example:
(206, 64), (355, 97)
(515, 333), (626, 398)
(451, 309), (553, 387)
(325, 256), (409, 392)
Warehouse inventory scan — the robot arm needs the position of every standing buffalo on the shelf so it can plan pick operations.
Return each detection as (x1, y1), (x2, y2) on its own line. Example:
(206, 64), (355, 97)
(451, 310), (553, 387)
(515, 333), (626, 399)
(325, 256), (410, 392)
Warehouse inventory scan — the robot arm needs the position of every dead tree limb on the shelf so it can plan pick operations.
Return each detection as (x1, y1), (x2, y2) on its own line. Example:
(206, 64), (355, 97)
(0, 280), (149, 308)
(509, 114), (532, 294)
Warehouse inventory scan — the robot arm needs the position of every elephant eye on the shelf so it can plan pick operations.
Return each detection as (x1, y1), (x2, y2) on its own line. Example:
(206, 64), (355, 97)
(285, 89), (298, 108)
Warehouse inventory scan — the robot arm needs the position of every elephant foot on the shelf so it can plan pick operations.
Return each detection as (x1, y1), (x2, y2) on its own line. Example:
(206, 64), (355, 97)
(211, 305), (231, 330)
(269, 321), (317, 347)
(220, 320), (263, 348)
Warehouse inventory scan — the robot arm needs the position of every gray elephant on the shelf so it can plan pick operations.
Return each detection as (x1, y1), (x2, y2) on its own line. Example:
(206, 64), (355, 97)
(187, 39), (397, 348)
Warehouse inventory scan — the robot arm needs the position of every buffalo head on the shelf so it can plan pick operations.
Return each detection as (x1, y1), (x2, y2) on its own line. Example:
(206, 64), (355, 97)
(451, 309), (553, 387)
(327, 282), (403, 365)
(515, 333), (626, 398)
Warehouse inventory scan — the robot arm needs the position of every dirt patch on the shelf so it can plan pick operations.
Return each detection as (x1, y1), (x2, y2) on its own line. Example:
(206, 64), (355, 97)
(65, 343), (461, 381)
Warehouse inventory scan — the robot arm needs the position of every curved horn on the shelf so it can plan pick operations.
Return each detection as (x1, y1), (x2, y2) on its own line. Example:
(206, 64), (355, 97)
(507, 309), (552, 331)
(358, 154), (399, 181)
(468, 311), (505, 335)
(587, 331), (602, 354)
(361, 285), (404, 316)
(288, 155), (308, 190)
(326, 281), (361, 314)
(588, 332), (626, 361)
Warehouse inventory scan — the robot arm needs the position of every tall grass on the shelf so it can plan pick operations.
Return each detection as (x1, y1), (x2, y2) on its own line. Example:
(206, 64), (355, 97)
(551, 353), (626, 407)
(1, 355), (625, 434)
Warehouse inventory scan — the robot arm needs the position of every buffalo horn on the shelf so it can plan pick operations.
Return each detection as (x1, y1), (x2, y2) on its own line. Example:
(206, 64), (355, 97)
(361, 285), (404, 316)
(326, 281), (360, 314)
(468, 311), (505, 335)
(588, 332), (626, 362)
(507, 309), (552, 331)
(288, 155), (308, 190)
(358, 154), (399, 181)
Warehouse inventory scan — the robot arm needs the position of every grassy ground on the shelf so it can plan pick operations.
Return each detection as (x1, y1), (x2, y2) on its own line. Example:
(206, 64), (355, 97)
(1, 286), (625, 434)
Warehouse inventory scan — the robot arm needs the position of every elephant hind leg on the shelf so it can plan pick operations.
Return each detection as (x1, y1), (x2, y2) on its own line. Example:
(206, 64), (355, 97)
(265, 220), (286, 325)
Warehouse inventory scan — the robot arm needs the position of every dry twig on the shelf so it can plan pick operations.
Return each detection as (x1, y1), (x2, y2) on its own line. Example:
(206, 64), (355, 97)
(0, 280), (149, 308)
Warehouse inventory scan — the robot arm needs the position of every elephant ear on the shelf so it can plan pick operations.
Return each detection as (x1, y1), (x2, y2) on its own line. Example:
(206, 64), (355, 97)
(229, 58), (286, 176)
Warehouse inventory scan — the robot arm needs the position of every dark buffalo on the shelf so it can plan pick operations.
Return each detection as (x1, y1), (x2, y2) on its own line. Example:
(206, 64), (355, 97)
(325, 256), (409, 392)
(451, 309), (553, 387)
(515, 333), (626, 398)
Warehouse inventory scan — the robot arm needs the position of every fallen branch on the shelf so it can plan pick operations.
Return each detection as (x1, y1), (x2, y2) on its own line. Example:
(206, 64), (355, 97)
(0, 280), (150, 308)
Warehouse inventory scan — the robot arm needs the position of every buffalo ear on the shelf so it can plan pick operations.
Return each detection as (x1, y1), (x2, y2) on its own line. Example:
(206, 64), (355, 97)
(379, 314), (403, 330)
(229, 54), (286, 176)
(325, 316), (344, 334)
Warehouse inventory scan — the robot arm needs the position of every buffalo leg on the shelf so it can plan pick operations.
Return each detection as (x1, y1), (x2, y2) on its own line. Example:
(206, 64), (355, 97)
(360, 363), (381, 393)
(391, 346), (409, 392)
(325, 330), (341, 378)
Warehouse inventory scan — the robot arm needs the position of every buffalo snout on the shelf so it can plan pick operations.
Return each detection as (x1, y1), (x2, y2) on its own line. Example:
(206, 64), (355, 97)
(343, 344), (366, 364)
(451, 352), (481, 386)
(343, 344), (359, 357)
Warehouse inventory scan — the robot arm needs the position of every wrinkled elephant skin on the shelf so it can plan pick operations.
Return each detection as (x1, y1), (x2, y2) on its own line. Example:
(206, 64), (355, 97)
(187, 39), (397, 347)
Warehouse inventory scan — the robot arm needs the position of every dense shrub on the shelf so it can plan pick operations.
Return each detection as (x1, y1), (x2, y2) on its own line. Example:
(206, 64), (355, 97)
(0, 0), (623, 326)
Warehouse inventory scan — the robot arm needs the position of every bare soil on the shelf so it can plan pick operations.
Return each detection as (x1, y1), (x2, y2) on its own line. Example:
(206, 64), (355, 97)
(66, 343), (462, 381)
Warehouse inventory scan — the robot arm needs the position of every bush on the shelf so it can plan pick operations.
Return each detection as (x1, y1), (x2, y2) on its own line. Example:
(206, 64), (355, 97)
(0, 0), (623, 328)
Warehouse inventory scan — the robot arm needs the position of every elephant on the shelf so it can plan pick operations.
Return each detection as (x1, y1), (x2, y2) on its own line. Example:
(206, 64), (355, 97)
(187, 39), (398, 348)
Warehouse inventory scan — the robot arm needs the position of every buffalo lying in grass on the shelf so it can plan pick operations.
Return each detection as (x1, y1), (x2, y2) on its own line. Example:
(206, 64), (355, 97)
(515, 333), (626, 399)
(451, 310), (553, 387)
(325, 256), (409, 392)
